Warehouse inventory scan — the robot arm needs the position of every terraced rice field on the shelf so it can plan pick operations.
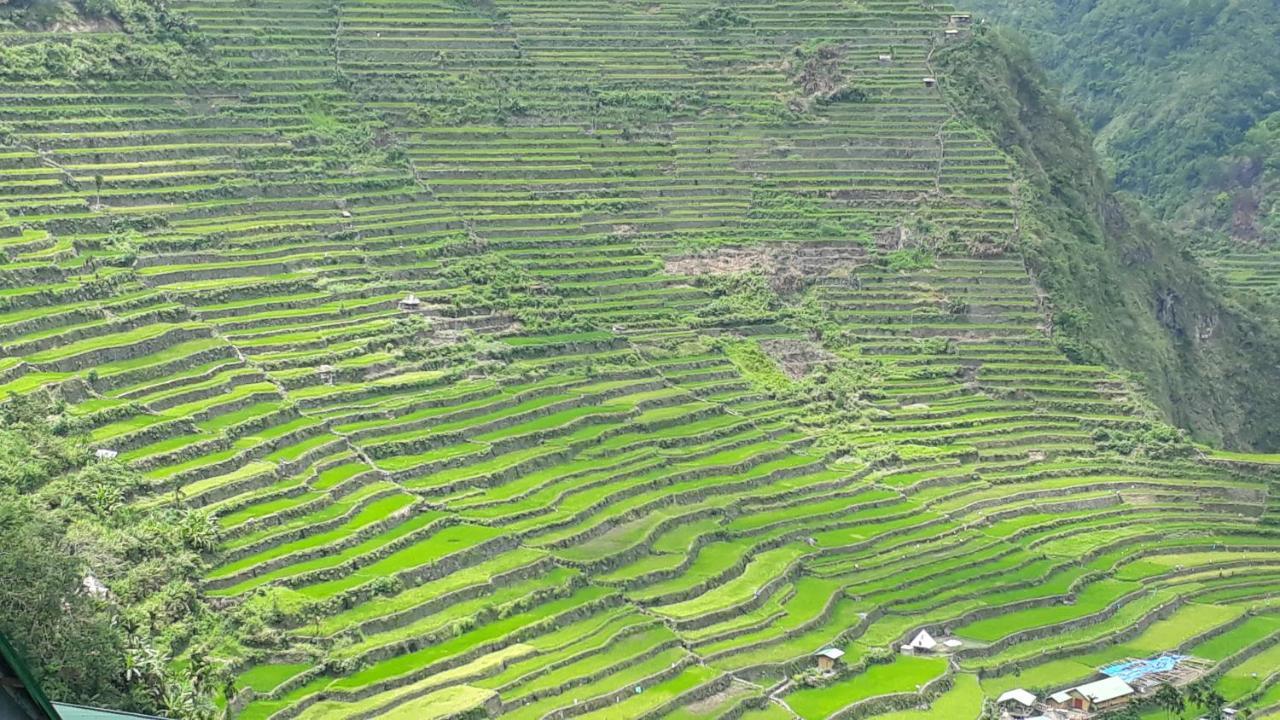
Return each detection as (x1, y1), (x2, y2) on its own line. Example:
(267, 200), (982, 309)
(2, 1), (1279, 719)
(1206, 250), (1280, 299)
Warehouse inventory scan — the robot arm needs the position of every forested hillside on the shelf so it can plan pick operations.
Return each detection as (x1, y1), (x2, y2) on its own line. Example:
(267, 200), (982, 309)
(965, 0), (1280, 283)
(937, 25), (1280, 455)
(1, 2), (1279, 720)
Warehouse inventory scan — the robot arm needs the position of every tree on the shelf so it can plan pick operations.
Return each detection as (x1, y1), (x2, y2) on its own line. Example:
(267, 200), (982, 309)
(0, 488), (133, 708)
(0, 393), (226, 718)
(1186, 679), (1207, 708)
(1154, 682), (1184, 719)
(1203, 688), (1228, 720)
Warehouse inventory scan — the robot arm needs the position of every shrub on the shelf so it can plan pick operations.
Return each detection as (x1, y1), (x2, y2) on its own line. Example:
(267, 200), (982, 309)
(884, 248), (936, 271)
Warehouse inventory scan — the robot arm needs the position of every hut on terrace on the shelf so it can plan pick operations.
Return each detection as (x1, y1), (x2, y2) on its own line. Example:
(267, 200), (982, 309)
(1075, 677), (1135, 713)
(922, 77), (937, 88)
(94, 448), (118, 461)
(901, 629), (938, 655)
(317, 364), (336, 384)
(1047, 689), (1073, 709)
(399, 293), (423, 311)
(1046, 677), (1134, 714)
(813, 647), (844, 672)
(996, 689), (1037, 719)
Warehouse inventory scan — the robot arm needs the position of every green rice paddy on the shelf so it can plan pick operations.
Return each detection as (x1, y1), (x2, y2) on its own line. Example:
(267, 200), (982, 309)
(3, 0), (1279, 718)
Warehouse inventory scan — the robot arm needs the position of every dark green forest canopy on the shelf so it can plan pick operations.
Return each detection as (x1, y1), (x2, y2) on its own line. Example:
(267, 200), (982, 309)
(0, 395), (225, 718)
(963, 0), (1280, 247)
(0, 0), (209, 81)
(947, 2), (1280, 447)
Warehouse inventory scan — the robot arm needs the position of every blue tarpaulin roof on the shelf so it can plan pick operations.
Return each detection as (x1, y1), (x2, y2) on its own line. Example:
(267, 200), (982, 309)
(1101, 655), (1186, 683)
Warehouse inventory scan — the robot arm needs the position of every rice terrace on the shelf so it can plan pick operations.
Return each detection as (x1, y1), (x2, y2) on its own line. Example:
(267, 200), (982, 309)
(1, 1), (1279, 719)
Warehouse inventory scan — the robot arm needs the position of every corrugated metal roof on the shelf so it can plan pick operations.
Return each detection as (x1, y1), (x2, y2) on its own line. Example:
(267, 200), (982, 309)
(54, 703), (165, 720)
(997, 688), (1037, 706)
(1077, 676), (1135, 703)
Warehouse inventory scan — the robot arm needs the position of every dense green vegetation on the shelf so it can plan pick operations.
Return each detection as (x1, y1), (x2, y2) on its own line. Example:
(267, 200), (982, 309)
(0, 2), (1278, 720)
(0, 395), (228, 718)
(964, 0), (1280, 314)
(0, 0), (210, 80)
(937, 25), (1280, 450)
(963, 0), (1280, 241)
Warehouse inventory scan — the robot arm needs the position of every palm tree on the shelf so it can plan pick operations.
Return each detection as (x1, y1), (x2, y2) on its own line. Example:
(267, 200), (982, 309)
(1185, 679), (1207, 709)
(1154, 682), (1184, 719)
(1203, 688), (1228, 720)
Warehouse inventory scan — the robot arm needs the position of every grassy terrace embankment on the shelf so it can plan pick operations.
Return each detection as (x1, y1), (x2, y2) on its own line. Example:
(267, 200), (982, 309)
(1, 1), (1278, 718)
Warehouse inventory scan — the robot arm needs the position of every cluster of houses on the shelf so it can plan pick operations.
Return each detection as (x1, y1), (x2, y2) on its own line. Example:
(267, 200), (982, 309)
(806, 642), (1226, 720)
(922, 14), (973, 88)
(944, 12), (972, 41)
(809, 629), (964, 676)
(996, 654), (1219, 720)
(997, 677), (1136, 719)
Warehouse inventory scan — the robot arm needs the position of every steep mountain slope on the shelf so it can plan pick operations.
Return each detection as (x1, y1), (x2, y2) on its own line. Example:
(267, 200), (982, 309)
(1, 2), (1279, 720)
(964, 0), (1280, 290)
(937, 25), (1280, 452)
(958, 0), (1280, 214)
